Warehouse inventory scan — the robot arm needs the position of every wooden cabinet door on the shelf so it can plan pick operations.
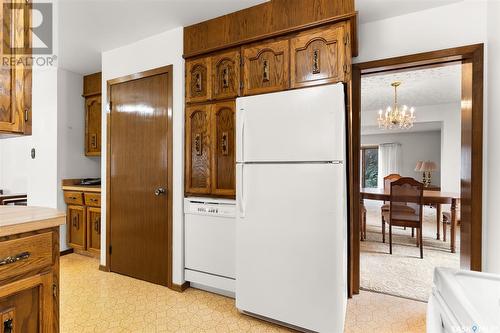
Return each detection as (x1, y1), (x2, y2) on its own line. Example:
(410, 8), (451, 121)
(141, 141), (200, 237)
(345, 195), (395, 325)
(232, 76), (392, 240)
(290, 23), (350, 88)
(186, 56), (211, 103)
(211, 50), (240, 100)
(242, 39), (289, 95)
(211, 102), (235, 196)
(67, 205), (86, 250)
(0, 1), (32, 135)
(185, 105), (211, 194)
(85, 95), (102, 156)
(86, 207), (101, 255)
(0, 272), (54, 333)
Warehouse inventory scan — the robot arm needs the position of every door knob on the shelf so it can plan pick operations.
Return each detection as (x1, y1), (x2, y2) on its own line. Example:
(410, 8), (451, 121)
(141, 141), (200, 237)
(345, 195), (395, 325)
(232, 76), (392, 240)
(154, 187), (166, 196)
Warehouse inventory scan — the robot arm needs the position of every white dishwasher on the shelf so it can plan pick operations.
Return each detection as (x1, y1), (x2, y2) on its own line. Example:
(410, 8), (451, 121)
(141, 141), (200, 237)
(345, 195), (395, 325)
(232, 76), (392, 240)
(184, 197), (236, 297)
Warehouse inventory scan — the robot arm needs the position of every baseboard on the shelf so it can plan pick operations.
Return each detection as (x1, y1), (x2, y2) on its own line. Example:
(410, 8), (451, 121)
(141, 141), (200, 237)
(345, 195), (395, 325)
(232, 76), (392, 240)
(170, 281), (190, 292)
(99, 265), (110, 272)
(60, 248), (74, 256)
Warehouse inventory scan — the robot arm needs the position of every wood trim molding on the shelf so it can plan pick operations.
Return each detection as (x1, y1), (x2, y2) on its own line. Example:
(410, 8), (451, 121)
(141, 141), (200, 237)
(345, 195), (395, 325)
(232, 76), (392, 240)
(106, 65), (174, 289)
(349, 44), (484, 294)
(170, 281), (190, 293)
(98, 265), (109, 272)
(60, 248), (74, 257)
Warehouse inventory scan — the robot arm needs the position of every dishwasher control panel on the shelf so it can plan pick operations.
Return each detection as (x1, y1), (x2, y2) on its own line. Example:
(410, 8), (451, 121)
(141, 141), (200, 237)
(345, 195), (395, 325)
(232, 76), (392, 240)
(184, 198), (236, 217)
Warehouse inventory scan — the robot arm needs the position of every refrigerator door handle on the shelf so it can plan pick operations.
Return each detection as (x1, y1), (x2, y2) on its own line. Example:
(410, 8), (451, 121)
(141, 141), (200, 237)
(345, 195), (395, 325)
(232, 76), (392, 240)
(239, 108), (245, 162)
(238, 164), (246, 218)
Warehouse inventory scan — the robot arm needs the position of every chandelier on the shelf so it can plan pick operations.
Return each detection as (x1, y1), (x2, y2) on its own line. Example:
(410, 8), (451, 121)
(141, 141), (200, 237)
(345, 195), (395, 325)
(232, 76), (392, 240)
(377, 81), (416, 129)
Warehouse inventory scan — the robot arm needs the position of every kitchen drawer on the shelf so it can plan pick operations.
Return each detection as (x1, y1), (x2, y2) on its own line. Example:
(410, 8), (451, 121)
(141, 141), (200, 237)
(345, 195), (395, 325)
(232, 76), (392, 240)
(0, 232), (53, 281)
(64, 191), (84, 205)
(84, 192), (101, 207)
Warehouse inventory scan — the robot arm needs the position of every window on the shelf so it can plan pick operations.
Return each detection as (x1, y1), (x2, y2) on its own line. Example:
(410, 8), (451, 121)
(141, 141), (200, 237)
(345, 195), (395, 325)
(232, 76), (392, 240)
(361, 146), (378, 188)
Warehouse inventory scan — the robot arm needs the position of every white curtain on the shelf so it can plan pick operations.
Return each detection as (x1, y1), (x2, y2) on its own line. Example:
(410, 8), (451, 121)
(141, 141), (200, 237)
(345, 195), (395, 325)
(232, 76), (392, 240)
(378, 143), (402, 188)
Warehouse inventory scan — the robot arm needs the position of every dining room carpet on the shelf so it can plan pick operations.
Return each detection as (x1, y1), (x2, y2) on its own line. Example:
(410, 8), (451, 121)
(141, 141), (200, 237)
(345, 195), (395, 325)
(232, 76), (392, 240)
(360, 201), (460, 301)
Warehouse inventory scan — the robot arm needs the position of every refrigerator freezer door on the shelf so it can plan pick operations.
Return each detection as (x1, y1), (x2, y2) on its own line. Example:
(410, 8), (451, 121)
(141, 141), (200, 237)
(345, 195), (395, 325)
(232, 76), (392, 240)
(236, 84), (345, 163)
(236, 163), (347, 332)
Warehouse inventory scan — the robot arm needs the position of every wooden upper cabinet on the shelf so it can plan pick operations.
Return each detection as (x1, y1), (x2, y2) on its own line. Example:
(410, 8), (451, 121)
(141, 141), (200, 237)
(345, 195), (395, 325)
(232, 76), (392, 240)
(85, 96), (102, 156)
(242, 39), (289, 96)
(211, 101), (235, 196)
(0, 0), (32, 136)
(186, 57), (211, 103)
(212, 50), (240, 100)
(185, 104), (211, 194)
(290, 23), (350, 88)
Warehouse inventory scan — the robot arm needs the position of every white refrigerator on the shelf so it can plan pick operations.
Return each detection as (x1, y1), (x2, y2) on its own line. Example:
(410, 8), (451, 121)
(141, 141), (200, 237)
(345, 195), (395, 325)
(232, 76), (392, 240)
(235, 84), (348, 333)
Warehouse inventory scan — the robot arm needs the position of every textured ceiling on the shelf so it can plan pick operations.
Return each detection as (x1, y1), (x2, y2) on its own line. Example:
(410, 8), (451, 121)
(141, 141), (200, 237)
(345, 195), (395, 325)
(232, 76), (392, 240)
(361, 64), (461, 112)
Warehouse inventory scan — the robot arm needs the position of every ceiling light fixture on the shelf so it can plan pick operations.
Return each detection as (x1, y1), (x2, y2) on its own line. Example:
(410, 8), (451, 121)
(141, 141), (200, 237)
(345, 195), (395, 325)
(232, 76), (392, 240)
(377, 81), (416, 130)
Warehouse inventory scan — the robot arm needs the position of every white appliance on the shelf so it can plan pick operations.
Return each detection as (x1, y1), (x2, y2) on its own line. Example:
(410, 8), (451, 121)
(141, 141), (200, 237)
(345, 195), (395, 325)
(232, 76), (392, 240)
(427, 267), (500, 333)
(184, 197), (236, 297)
(235, 84), (347, 333)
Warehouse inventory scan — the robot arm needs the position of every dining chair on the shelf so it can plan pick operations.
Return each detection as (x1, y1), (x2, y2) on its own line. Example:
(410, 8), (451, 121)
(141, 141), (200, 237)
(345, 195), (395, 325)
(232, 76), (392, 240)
(360, 204), (367, 241)
(382, 177), (424, 258)
(442, 201), (460, 243)
(380, 174), (416, 242)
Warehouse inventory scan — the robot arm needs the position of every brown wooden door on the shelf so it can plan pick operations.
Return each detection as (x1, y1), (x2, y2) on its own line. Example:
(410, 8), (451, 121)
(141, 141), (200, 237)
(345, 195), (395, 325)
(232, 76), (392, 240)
(242, 39), (289, 95)
(186, 56), (211, 103)
(0, 272), (54, 333)
(0, 0), (31, 135)
(185, 104), (211, 195)
(85, 95), (102, 156)
(109, 69), (172, 286)
(86, 207), (101, 255)
(67, 205), (85, 250)
(290, 23), (350, 88)
(211, 101), (235, 196)
(211, 50), (240, 100)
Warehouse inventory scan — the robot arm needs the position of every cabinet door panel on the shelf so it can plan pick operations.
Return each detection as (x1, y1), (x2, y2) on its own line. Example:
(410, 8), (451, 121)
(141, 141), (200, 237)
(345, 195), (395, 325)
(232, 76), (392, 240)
(87, 207), (101, 255)
(186, 57), (211, 103)
(242, 39), (289, 95)
(0, 272), (53, 333)
(290, 23), (348, 88)
(211, 101), (235, 196)
(67, 206), (86, 250)
(185, 105), (211, 194)
(212, 50), (240, 100)
(85, 95), (102, 156)
(0, 2), (31, 135)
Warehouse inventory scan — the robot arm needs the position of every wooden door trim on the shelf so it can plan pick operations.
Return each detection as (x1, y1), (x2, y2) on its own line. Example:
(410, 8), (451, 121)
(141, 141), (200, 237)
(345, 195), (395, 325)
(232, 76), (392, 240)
(106, 65), (174, 289)
(348, 44), (484, 296)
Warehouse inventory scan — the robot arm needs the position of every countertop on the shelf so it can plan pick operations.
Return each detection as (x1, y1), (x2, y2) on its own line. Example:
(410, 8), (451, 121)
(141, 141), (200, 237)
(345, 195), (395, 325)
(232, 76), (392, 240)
(62, 185), (101, 192)
(0, 206), (66, 237)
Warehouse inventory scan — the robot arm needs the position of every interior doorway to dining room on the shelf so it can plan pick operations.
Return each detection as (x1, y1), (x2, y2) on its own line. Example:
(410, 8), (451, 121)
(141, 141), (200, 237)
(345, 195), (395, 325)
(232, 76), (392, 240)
(349, 45), (484, 302)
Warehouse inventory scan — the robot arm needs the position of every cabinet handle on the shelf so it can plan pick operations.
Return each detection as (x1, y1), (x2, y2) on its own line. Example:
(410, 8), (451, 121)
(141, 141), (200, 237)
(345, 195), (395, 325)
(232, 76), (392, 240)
(312, 49), (320, 74)
(94, 217), (100, 234)
(73, 215), (79, 230)
(0, 251), (30, 266)
(221, 131), (229, 156)
(222, 66), (229, 88)
(69, 196), (77, 200)
(53, 284), (57, 297)
(262, 60), (270, 82)
(194, 72), (202, 92)
(91, 134), (97, 149)
(194, 133), (202, 156)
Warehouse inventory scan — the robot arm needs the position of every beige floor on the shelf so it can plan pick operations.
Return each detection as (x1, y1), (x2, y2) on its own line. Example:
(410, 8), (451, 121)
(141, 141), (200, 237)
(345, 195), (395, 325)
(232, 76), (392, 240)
(60, 254), (427, 333)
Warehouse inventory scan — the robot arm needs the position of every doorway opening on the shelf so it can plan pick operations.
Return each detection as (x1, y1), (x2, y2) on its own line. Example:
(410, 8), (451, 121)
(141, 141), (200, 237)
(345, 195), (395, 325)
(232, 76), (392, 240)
(347, 44), (484, 300)
(106, 65), (174, 288)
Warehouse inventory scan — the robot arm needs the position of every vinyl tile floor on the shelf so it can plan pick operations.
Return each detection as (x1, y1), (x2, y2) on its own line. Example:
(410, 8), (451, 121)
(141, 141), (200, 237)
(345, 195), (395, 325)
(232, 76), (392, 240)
(60, 254), (427, 333)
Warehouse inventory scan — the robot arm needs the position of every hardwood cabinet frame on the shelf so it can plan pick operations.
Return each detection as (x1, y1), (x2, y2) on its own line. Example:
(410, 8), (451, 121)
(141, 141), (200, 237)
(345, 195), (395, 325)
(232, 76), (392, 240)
(347, 44), (484, 297)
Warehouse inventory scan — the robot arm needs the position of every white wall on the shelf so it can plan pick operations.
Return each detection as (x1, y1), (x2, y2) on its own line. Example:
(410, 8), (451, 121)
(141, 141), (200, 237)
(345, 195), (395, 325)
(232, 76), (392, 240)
(57, 69), (101, 249)
(355, 0), (492, 269)
(486, 0), (500, 273)
(361, 130), (442, 186)
(363, 103), (461, 193)
(101, 27), (185, 284)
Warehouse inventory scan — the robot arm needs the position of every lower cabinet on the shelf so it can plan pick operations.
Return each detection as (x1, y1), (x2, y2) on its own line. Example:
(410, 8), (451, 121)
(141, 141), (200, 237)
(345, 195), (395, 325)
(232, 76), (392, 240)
(64, 190), (101, 257)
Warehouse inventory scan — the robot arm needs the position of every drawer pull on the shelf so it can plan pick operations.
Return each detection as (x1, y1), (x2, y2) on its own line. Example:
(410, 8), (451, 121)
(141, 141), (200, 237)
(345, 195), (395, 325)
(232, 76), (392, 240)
(69, 196), (77, 200)
(0, 251), (30, 266)
(90, 198), (98, 202)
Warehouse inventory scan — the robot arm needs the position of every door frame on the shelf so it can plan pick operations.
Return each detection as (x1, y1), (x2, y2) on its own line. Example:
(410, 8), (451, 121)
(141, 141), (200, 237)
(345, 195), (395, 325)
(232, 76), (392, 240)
(105, 65), (174, 289)
(347, 44), (484, 296)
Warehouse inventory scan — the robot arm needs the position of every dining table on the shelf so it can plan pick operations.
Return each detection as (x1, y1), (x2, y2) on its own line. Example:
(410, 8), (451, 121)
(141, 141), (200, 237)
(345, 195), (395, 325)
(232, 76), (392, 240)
(360, 187), (460, 253)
